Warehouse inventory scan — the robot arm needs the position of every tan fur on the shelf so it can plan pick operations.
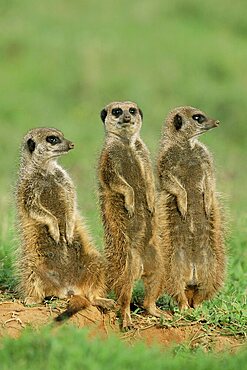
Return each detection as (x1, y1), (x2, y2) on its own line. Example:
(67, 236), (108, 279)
(98, 101), (164, 329)
(157, 106), (226, 310)
(16, 127), (114, 314)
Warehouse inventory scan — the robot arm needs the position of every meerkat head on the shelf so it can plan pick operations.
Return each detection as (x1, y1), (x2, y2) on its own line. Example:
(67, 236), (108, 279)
(22, 127), (74, 165)
(100, 101), (143, 139)
(164, 106), (219, 142)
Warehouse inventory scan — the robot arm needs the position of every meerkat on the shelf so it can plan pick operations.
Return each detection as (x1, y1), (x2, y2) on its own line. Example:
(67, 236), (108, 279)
(98, 101), (164, 330)
(156, 106), (226, 310)
(16, 127), (114, 317)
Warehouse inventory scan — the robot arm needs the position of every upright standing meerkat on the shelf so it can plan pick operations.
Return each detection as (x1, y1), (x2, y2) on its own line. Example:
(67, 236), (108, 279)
(16, 127), (114, 316)
(157, 106), (226, 310)
(98, 101), (164, 329)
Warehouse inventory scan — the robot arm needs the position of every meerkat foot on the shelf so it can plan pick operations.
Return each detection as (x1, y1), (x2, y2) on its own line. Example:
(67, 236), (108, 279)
(145, 306), (170, 319)
(121, 314), (134, 331)
(92, 298), (116, 310)
(191, 302), (201, 309)
(24, 296), (43, 305)
(144, 301), (171, 319)
(179, 302), (190, 311)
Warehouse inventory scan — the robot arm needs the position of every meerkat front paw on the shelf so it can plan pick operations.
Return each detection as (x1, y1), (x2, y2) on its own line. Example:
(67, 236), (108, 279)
(203, 191), (213, 218)
(65, 233), (74, 245)
(177, 192), (187, 218)
(124, 191), (135, 217)
(65, 222), (75, 245)
(48, 221), (60, 243)
(146, 191), (155, 214)
(125, 202), (135, 217)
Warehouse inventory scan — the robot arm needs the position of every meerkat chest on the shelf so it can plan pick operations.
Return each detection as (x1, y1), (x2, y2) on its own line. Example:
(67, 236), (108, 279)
(119, 146), (144, 187)
(174, 147), (205, 184)
(40, 172), (74, 216)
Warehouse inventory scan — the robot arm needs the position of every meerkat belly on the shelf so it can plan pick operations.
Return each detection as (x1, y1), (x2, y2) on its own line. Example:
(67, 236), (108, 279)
(169, 156), (213, 284)
(178, 151), (207, 223)
(101, 147), (151, 248)
(122, 151), (147, 205)
(35, 234), (84, 286)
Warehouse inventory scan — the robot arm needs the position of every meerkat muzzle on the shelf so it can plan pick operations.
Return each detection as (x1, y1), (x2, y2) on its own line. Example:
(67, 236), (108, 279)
(211, 120), (220, 128)
(122, 112), (131, 123)
(204, 120), (220, 130)
(68, 141), (75, 150)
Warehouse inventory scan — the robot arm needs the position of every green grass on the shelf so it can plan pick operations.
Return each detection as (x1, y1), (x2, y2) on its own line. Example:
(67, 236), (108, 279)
(0, 326), (246, 370)
(0, 327), (247, 370)
(0, 0), (246, 367)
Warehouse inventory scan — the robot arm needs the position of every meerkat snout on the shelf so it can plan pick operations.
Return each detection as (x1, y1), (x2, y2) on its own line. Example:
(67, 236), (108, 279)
(122, 111), (131, 123)
(68, 141), (75, 150)
(191, 112), (220, 131)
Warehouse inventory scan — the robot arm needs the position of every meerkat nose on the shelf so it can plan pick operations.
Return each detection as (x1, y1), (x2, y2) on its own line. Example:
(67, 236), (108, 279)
(68, 142), (75, 149)
(215, 120), (220, 126)
(123, 114), (131, 123)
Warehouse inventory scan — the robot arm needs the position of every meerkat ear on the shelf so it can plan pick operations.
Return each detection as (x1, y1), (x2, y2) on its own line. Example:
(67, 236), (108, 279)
(27, 138), (36, 153)
(138, 108), (143, 120)
(100, 109), (107, 123)
(174, 114), (183, 130)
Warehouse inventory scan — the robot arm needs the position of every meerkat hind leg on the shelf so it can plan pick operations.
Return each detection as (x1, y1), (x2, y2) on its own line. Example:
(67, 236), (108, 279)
(143, 273), (168, 318)
(121, 306), (133, 331)
(115, 281), (134, 331)
(189, 287), (207, 308)
(22, 270), (51, 305)
(176, 291), (190, 311)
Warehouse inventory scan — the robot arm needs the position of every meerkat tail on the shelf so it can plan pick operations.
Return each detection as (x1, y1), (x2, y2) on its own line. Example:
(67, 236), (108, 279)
(55, 295), (91, 322)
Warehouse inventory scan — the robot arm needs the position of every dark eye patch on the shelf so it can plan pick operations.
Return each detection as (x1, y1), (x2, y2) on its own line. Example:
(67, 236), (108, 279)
(174, 114), (183, 130)
(27, 138), (36, 153)
(46, 136), (61, 145)
(192, 114), (206, 124)
(112, 108), (123, 118)
(100, 108), (107, 123)
(129, 107), (137, 115)
(138, 108), (143, 119)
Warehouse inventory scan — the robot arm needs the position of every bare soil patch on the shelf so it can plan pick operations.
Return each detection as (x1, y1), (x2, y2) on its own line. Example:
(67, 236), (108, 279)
(0, 294), (245, 352)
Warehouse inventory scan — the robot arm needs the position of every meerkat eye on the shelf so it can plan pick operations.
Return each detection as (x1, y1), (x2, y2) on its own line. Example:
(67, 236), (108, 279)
(46, 136), (61, 145)
(112, 108), (123, 118)
(129, 107), (137, 115)
(192, 114), (206, 124)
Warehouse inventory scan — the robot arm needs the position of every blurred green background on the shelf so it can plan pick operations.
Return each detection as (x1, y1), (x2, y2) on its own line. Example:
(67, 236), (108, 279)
(0, 0), (246, 250)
